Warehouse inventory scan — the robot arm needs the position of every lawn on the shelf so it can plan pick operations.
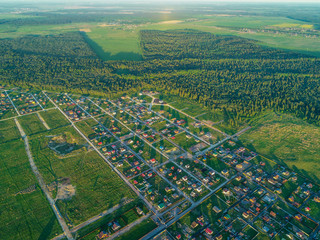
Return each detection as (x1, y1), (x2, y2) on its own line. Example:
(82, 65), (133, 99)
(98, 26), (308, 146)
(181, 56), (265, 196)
(18, 113), (47, 135)
(240, 111), (320, 181)
(29, 126), (136, 225)
(0, 119), (20, 143)
(39, 109), (70, 129)
(0, 140), (62, 240)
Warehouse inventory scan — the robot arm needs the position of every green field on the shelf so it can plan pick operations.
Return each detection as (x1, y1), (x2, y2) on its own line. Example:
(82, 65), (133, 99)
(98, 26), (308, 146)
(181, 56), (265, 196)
(1, 13), (319, 58)
(81, 15), (320, 59)
(83, 27), (142, 60)
(18, 113), (47, 135)
(39, 109), (70, 129)
(0, 119), (20, 143)
(28, 126), (136, 225)
(0, 140), (62, 240)
(240, 111), (320, 181)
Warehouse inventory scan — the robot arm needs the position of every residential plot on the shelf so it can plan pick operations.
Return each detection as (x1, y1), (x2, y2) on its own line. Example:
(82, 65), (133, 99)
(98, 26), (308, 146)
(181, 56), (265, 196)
(158, 162), (210, 201)
(131, 171), (184, 212)
(69, 95), (103, 117)
(171, 131), (209, 154)
(33, 91), (55, 109)
(8, 91), (42, 114)
(175, 157), (225, 190)
(0, 91), (17, 119)
(168, 193), (229, 239)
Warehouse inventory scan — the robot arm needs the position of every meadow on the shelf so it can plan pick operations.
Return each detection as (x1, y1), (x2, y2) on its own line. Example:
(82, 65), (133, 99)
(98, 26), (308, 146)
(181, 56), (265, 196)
(0, 119), (20, 143)
(240, 111), (320, 181)
(0, 140), (62, 240)
(29, 126), (136, 225)
(18, 113), (48, 135)
(39, 109), (70, 129)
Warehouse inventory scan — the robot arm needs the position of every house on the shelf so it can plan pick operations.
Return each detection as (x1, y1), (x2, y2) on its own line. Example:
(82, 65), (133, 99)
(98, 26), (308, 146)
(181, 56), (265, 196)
(270, 211), (277, 218)
(191, 221), (198, 229)
(112, 222), (121, 231)
(213, 206), (221, 213)
(242, 212), (250, 219)
(205, 228), (213, 235)
(294, 214), (302, 222)
(158, 203), (165, 209)
(216, 235), (223, 240)
(97, 231), (108, 239)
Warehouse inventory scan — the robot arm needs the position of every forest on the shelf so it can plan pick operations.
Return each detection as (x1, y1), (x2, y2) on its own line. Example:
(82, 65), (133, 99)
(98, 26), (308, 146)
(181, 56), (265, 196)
(0, 30), (319, 128)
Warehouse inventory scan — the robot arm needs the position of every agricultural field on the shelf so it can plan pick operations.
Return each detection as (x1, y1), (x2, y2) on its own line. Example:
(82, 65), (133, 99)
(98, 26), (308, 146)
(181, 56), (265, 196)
(81, 15), (320, 60)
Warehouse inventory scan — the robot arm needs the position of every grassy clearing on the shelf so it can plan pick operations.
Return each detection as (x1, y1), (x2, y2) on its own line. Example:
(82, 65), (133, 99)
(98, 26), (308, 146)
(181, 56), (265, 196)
(75, 118), (98, 138)
(18, 113), (47, 135)
(0, 119), (20, 143)
(29, 126), (136, 225)
(83, 26), (142, 61)
(0, 140), (62, 240)
(240, 111), (320, 181)
(39, 109), (70, 129)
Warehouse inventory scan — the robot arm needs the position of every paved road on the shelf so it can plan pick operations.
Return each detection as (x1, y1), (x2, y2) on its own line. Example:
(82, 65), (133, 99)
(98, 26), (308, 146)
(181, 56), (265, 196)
(14, 118), (74, 240)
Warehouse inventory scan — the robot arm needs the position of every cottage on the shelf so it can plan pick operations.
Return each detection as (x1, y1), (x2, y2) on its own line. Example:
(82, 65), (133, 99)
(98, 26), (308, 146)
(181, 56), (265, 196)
(205, 228), (213, 235)
(213, 206), (221, 213)
(191, 221), (198, 229)
(112, 222), (121, 231)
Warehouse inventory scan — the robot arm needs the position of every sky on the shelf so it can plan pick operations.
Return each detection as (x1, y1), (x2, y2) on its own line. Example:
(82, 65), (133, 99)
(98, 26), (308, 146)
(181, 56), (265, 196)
(5, 0), (320, 3)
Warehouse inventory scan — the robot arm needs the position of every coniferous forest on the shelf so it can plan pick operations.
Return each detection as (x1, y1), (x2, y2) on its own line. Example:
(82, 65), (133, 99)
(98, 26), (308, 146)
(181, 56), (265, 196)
(0, 30), (320, 127)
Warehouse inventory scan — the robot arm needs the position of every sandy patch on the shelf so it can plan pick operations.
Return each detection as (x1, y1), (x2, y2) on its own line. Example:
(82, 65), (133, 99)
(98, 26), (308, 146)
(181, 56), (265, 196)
(98, 23), (115, 27)
(55, 178), (76, 201)
(80, 28), (91, 32)
(158, 20), (183, 24)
